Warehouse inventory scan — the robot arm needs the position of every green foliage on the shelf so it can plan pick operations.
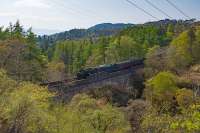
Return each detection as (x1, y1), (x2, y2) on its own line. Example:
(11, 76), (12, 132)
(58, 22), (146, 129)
(142, 87), (200, 133)
(0, 71), (130, 133)
(0, 69), (17, 95)
(175, 88), (196, 109)
(12, 20), (24, 39)
(146, 72), (178, 97)
(6, 83), (53, 133)
(142, 108), (175, 133)
(53, 35), (147, 75)
(0, 21), (47, 83)
(142, 57), (200, 133)
(142, 104), (200, 133)
(166, 27), (200, 72)
(145, 72), (179, 113)
(142, 71), (200, 132)
(120, 22), (186, 47)
(170, 105), (200, 132)
(0, 70), (54, 133)
(145, 26), (200, 77)
(166, 24), (175, 40)
(53, 39), (93, 74)
(69, 94), (131, 133)
(193, 27), (200, 62)
(167, 31), (193, 71)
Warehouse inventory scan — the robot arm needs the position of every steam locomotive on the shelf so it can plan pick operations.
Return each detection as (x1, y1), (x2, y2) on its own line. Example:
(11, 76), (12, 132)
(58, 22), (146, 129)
(76, 59), (144, 80)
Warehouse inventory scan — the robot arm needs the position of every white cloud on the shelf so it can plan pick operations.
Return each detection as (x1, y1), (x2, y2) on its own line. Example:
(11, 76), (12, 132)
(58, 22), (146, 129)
(14, 0), (51, 8)
(0, 12), (18, 17)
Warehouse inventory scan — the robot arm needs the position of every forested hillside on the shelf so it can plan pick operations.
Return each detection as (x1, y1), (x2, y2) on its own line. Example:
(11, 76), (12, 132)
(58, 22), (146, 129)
(1, 19), (200, 133)
(37, 23), (133, 48)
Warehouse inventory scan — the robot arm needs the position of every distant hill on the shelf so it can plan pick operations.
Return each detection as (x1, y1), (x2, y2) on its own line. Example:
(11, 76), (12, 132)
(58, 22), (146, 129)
(38, 19), (198, 50)
(37, 23), (134, 46)
(88, 23), (133, 31)
(144, 19), (196, 26)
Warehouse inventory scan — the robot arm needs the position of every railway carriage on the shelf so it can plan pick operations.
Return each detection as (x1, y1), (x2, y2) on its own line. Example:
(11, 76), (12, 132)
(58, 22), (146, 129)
(76, 59), (144, 80)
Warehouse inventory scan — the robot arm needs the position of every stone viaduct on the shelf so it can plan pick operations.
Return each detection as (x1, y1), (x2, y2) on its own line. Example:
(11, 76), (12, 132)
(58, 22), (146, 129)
(46, 63), (144, 101)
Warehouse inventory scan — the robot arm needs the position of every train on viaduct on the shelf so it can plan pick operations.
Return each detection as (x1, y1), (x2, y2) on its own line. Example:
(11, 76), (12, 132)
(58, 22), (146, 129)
(42, 59), (145, 101)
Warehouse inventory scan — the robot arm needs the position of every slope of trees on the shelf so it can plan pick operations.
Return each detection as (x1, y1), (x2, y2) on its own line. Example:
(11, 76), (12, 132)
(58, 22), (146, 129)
(141, 23), (200, 133)
(37, 23), (133, 48)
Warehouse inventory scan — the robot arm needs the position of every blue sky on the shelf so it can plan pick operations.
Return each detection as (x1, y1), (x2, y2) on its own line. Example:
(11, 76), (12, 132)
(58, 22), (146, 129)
(0, 0), (199, 35)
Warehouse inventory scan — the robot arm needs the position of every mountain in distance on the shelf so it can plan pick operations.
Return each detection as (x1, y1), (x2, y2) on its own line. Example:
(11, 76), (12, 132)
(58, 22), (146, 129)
(88, 23), (133, 31)
(37, 23), (134, 46)
(37, 19), (197, 48)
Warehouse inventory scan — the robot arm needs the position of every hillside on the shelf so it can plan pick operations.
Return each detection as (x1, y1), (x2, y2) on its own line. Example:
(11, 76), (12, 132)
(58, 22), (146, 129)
(38, 19), (197, 49)
(37, 23), (133, 46)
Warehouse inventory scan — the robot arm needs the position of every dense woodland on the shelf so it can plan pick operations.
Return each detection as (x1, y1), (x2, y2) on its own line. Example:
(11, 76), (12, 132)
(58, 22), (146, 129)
(0, 19), (200, 133)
